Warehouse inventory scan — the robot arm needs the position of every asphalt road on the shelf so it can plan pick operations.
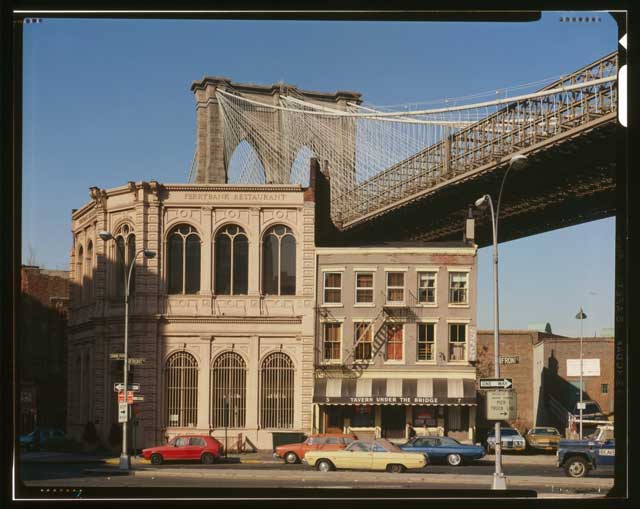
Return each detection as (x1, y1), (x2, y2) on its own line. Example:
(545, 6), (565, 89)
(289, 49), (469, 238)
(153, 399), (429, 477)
(18, 459), (615, 497)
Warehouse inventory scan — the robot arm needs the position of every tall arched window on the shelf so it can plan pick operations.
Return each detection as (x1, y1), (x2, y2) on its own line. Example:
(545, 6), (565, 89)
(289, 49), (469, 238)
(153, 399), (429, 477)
(167, 224), (201, 294)
(76, 244), (84, 303)
(85, 241), (94, 300)
(83, 352), (92, 423)
(214, 225), (248, 295)
(262, 225), (296, 296)
(165, 351), (198, 428)
(210, 352), (246, 428)
(113, 224), (136, 297)
(260, 352), (294, 429)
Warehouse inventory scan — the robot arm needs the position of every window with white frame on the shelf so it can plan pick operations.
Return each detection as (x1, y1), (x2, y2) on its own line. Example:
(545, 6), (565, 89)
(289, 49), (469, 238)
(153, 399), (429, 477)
(448, 323), (467, 361)
(355, 272), (374, 304)
(323, 322), (342, 361)
(418, 271), (437, 304)
(449, 272), (469, 304)
(323, 272), (342, 304)
(386, 272), (405, 304)
(354, 322), (373, 361)
(385, 323), (403, 361)
(417, 323), (435, 361)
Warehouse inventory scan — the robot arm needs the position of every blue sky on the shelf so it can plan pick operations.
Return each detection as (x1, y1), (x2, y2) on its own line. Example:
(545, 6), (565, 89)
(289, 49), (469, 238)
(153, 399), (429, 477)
(22, 13), (619, 336)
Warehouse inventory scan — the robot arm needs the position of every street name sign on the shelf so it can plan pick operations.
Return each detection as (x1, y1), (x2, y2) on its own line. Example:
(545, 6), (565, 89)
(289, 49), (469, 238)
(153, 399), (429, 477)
(118, 402), (128, 423)
(113, 383), (140, 392)
(109, 353), (146, 365)
(479, 378), (513, 389)
(486, 390), (517, 420)
(133, 395), (145, 402)
(499, 356), (519, 364)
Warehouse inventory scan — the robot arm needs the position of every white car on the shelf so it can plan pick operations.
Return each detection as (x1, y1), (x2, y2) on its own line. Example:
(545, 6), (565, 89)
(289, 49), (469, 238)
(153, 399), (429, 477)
(486, 428), (526, 452)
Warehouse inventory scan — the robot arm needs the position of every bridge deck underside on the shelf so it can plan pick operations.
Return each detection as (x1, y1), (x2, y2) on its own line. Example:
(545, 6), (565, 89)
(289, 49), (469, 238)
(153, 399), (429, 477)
(334, 122), (619, 248)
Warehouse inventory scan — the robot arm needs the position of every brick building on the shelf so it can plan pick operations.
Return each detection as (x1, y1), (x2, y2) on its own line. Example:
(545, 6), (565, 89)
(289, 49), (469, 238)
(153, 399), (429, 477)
(19, 266), (70, 434)
(476, 329), (614, 436)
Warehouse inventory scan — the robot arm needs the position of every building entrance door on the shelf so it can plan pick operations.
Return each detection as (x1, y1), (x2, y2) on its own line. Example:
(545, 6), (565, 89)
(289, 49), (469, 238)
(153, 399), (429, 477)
(381, 406), (406, 439)
(324, 406), (344, 433)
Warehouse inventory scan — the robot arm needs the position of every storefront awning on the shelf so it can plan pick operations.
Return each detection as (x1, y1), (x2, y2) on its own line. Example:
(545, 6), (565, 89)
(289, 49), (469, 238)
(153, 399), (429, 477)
(313, 377), (476, 406)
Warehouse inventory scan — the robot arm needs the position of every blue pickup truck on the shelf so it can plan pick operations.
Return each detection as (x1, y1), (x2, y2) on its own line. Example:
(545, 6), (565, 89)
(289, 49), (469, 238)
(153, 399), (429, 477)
(556, 425), (615, 478)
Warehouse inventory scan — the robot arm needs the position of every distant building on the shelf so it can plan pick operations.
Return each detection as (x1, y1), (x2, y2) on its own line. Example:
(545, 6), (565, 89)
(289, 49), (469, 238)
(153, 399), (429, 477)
(476, 330), (614, 436)
(19, 266), (70, 434)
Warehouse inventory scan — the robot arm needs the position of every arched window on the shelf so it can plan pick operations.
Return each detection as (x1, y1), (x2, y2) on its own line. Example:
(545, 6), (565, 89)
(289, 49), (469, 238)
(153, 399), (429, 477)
(165, 351), (198, 428)
(214, 225), (248, 295)
(112, 224), (136, 297)
(85, 241), (94, 300)
(83, 352), (92, 423)
(262, 225), (296, 296)
(167, 224), (201, 294)
(210, 352), (246, 428)
(76, 244), (84, 303)
(260, 352), (294, 429)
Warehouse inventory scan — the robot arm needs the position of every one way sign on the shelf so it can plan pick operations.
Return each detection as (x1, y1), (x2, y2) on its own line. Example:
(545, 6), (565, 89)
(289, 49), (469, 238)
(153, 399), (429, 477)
(479, 378), (513, 389)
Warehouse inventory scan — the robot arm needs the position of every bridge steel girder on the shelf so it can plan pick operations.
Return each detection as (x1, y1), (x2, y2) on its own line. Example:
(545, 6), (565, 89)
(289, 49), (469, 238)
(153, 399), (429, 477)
(335, 119), (620, 248)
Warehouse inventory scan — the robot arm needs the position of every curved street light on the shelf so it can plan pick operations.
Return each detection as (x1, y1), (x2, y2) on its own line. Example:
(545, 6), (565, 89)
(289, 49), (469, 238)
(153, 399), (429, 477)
(98, 230), (155, 470)
(474, 154), (528, 490)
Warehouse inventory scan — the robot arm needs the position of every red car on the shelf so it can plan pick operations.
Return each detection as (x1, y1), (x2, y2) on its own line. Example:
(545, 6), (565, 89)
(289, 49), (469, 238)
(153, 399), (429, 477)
(274, 433), (357, 464)
(142, 435), (223, 465)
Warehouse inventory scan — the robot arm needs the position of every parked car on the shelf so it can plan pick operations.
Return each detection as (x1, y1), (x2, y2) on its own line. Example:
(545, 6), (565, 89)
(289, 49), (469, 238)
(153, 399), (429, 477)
(273, 433), (357, 464)
(19, 427), (66, 451)
(557, 425), (615, 478)
(303, 438), (427, 473)
(525, 427), (561, 452)
(486, 428), (526, 453)
(400, 435), (485, 466)
(141, 435), (223, 465)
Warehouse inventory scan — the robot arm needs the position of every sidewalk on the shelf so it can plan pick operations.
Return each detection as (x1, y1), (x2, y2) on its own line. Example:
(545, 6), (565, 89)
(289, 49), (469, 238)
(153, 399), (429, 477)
(20, 451), (109, 464)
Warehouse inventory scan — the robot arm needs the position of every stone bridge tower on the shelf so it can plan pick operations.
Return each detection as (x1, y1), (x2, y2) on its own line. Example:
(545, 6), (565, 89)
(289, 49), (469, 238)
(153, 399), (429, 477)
(190, 77), (362, 185)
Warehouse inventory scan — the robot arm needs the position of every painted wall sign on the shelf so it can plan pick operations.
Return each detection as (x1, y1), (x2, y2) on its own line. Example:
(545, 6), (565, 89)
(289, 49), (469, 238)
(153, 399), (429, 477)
(567, 358), (601, 377)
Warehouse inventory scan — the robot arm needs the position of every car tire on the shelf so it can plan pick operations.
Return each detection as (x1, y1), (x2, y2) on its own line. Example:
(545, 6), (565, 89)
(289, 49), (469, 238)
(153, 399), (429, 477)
(387, 464), (406, 473)
(316, 459), (334, 472)
(447, 454), (462, 466)
(284, 452), (299, 464)
(201, 453), (215, 465)
(564, 456), (589, 478)
(150, 453), (164, 465)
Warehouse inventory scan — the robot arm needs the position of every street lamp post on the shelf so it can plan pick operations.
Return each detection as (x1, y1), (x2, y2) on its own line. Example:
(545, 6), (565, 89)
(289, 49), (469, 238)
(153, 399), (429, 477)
(99, 230), (155, 471)
(474, 154), (527, 490)
(575, 307), (587, 440)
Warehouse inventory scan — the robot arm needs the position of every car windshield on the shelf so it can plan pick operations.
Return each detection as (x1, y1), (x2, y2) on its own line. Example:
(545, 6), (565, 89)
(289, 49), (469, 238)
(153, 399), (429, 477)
(533, 428), (558, 435)
(346, 441), (370, 452)
(489, 429), (518, 437)
(583, 403), (601, 414)
(377, 440), (403, 452)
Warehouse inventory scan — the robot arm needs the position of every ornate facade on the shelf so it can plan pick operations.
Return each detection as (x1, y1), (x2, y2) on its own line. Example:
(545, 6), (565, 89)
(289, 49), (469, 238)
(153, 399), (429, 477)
(67, 183), (315, 450)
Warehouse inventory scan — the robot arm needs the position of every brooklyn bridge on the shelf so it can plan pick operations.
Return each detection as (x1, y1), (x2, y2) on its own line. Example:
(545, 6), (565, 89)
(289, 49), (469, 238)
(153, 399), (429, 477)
(189, 52), (619, 247)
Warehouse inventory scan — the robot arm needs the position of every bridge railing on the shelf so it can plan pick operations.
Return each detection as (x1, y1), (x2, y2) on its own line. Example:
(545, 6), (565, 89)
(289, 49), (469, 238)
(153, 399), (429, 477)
(335, 52), (618, 226)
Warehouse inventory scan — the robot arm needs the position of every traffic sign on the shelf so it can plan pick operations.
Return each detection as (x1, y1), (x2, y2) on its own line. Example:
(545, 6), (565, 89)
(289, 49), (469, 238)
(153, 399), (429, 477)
(479, 378), (513, 389)
(113, 383), (140, 392)
(118, 391), (134, 404)
(486, 390), (517, 420)
(118, 402), (128, 423)
(132, 395), (145, 402)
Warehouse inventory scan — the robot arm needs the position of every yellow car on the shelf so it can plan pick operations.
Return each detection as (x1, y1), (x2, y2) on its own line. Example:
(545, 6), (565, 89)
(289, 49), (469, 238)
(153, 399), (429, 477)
(525, 427), (561, 451)
(303, 439), (427, 473)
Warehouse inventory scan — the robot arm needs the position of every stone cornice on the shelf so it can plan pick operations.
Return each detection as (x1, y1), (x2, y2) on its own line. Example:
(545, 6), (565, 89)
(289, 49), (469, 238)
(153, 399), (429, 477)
(163, 184), (303, 192)
(161, 315), (303, 325)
